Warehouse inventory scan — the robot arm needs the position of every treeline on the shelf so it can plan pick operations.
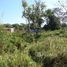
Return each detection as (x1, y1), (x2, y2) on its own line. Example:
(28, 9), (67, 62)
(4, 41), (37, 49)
(1, 21), (67, 33)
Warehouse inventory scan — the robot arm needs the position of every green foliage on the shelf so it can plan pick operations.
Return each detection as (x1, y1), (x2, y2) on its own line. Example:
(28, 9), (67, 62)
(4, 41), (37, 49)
(29, 35), (67, 67)
(22, 0), (46, 30)
(44, 9), (61, 30)
(22, 33), (33, 43)
(61, 23), (67, 30)
(3, 24), (12, 28)
(0, 27), (67, 67)
(28, 30), (67, 67)
(22, 32), (41, 43)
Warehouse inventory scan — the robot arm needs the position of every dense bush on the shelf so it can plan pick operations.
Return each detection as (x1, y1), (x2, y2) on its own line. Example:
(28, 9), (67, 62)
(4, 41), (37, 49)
(22, 32), (41, 43)
(29, 35), (67, 67)
(0, 27), (67, 67)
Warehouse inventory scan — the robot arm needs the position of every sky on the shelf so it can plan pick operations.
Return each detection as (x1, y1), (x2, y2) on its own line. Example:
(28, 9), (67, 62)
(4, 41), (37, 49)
(0, 0), (66, 24)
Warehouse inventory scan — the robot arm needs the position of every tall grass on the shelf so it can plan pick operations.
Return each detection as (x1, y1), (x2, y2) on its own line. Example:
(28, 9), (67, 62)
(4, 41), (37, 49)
(0, 28), (67, 67)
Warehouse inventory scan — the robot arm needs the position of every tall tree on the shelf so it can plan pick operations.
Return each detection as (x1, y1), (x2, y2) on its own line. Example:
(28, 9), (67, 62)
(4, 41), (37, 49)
(22, 0), (46, 31)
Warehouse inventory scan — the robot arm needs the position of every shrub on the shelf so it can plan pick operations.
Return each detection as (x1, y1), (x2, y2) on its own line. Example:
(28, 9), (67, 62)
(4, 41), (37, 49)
(29, 36), (67, 67)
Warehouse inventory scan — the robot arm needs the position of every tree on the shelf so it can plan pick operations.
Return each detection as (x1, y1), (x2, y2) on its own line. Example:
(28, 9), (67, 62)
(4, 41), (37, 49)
(3, 24), (12, 28)
(53, 0), (67, 23)
(22, 0), (46, 31)
(58, 0), (67, 12)
(43, 9), (61, 30)
(12, 24), (20, 29)
(22, 0), (31, 31)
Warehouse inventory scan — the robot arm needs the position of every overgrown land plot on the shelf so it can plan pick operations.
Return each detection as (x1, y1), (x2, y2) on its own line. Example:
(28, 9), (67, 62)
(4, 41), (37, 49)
(0, 0), (67, 67)
(0, 27), (67, 67)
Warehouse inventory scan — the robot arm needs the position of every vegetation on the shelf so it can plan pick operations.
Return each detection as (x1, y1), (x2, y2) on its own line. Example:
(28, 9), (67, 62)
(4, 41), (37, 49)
(22, 0), (46, 31)
(0, 25), (67, 67)
(43, 9), (61, 30)
(0, 0), (67, 67)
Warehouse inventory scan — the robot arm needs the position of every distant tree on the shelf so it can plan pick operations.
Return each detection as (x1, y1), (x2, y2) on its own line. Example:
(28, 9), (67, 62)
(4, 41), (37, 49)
(4, 24), (12, 28)
(12, 24), (19, 29)
(20, 23), (28, 31)
(12, 24), (21, 32)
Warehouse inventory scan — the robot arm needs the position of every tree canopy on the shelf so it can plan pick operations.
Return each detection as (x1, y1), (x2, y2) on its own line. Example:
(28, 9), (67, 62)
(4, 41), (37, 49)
(22, 0), (46, 31)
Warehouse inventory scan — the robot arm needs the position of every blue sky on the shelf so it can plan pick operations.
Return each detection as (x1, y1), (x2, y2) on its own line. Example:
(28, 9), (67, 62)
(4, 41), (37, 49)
(0, 0), (65, 24)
